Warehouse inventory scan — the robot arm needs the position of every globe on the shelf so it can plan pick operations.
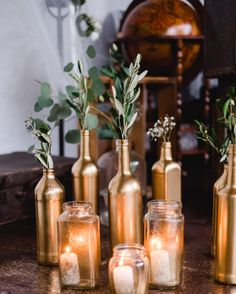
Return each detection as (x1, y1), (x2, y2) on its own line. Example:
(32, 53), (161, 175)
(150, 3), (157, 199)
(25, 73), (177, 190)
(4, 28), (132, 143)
(119, 0), (203, 83)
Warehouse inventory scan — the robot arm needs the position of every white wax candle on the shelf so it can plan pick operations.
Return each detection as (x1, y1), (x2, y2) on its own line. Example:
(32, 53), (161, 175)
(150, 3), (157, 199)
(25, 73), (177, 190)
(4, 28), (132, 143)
(113, 265), (134, 294)
(60, 247), (80, 285)
(150, 249), (171, 284)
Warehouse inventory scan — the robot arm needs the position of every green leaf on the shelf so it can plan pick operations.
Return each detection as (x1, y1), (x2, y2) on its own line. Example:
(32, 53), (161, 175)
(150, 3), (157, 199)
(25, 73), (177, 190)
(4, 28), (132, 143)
(85, 113), (99, 130)
(34, 102), (43, 112)
(58, 91), (67, 102)
(38, 95), (53, 108)
(40, 82), (51, 97)
(47, 103), (60, 122)
(114, 98), (124, 116)
(27, 144), (35, 153)
(89, 66), (100, 81)
(34, 119), (50, 132)
(87, 88), (96, 102)
(66, 85), (78, 98)
(86, 45), (96, 59)
(57, 105), (72, 120)
(92, 78), (105, 95)
(127, 112), (138, 130)
(64, 62), (74, 72)
(223, 99), (231, 118)
(65, 129), (81, 144)
(34, 153), (48, 169)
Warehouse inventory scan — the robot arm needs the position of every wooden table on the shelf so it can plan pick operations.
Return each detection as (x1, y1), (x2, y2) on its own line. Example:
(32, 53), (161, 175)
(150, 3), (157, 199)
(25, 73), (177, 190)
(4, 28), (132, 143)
(0, 215), (235, 294)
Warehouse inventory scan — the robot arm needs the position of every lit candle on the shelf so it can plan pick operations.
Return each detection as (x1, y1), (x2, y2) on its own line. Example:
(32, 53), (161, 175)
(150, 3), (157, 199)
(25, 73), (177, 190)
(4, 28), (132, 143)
(60, 246), (80, 285)
(150, 236), (171, 284)
(113, 258), (134, 294)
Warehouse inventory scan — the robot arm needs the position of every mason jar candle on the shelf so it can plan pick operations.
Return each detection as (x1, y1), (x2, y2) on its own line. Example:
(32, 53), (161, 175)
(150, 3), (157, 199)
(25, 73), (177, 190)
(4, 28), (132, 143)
(144, 200), (184, 289)
(109, 243), (149, 294)
(57, 201), (100, 289)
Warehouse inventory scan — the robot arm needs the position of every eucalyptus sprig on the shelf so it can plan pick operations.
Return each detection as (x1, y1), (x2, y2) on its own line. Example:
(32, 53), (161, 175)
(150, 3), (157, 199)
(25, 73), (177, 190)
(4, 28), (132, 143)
(63, 58), (99, 132)
(194, 120), (229, 162)
(108, 53), (147, 139)
(147, 115), (176, 142)
(25, 116), (53, 169)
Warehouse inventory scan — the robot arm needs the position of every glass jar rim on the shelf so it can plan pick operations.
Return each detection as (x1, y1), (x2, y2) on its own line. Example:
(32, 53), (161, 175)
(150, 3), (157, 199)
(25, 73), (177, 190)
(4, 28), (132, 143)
(148, 199), (182, 209)
(63, 201), (93, 213)
(113, 243), (146, 256)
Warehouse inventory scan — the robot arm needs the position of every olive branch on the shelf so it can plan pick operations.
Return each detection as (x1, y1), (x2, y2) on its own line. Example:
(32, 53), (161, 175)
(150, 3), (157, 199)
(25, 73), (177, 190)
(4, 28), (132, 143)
(25, 116), (53, 169)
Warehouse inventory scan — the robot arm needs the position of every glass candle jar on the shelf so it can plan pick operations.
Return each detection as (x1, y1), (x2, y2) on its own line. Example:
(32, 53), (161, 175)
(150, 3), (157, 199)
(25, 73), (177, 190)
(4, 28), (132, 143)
(144, 200), (184, 289)
(57, 201), (100, 289)
(109, 243), (149, 294)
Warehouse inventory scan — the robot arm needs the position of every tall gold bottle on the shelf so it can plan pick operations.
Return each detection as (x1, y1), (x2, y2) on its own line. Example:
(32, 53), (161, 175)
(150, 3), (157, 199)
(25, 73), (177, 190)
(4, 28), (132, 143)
(215, 144), (236, 284)
(35, 169), (64, 266)
(211, 164), (228, 258)
(152, 142), (181, 202)
(108, 139), (143, 249)
(72, 130), (99, 214)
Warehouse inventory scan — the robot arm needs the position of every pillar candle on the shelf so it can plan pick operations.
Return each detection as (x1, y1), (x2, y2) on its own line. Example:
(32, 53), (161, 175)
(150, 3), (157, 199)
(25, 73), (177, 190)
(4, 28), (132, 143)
(60, 246), (80, 285)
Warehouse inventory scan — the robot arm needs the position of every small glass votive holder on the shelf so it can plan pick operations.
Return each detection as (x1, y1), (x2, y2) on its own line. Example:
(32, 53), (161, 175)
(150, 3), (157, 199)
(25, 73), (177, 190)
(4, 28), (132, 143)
(109, 243), (149, 294)
(57, 201), (100, 289)
(144, 200), (184, 289)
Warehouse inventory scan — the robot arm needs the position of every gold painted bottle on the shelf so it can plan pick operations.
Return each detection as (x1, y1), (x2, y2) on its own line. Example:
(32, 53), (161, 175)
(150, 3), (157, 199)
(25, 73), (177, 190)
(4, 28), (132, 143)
(152, 142), (181, 202)
(35, 169), (64, 266)
(215, 144), (236, 284)
(72, 130), (99, 214)
(108, 139), (143, 249)
(211, 164), (228, 258)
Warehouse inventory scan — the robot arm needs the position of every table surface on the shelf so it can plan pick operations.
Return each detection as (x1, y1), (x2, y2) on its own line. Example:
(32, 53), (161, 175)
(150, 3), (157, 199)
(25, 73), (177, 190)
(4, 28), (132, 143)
(0, 216), (236, 294)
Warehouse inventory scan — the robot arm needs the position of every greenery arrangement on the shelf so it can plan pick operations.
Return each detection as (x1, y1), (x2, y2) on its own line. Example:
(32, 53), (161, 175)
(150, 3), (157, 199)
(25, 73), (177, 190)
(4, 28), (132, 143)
(99, 44), (147, 139)
(34, 45), (105, 144)
(195, 87), (236, 162)
(31, 44), (147, 145)
(25, 116), (53, 169)
(147, 115), (176, 142)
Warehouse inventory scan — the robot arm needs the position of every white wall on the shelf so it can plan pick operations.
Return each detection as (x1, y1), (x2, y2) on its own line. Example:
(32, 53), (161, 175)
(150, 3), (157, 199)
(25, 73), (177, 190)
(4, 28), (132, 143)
(0, 0), (131, 157)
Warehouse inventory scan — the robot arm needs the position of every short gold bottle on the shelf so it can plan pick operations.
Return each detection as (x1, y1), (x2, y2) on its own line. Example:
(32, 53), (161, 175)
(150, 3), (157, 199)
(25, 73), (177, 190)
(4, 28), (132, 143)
(108, 139), (143, 249)
(72, 130), (99, 214)
(152, 142), (181, 202)
(215, 144), (236, 284)
(35, 169), (64, 266)
(211, 164), (228, 258)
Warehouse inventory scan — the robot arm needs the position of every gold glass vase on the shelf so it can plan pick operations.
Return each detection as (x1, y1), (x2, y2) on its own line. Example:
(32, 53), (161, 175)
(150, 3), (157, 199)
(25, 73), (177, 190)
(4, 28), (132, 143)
(108, 139), (143, 249)
(215, 144), (236, 284)
(152, 142), (181, 202)
(211, 164), (228, 258)
(35, 168), (65, 266)
(72, 130), (99, 214)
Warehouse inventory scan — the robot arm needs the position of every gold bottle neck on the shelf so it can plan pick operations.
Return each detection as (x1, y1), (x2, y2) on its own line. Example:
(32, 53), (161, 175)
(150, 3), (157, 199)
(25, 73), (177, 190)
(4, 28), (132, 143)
(227, 145), (236, 187)
(43, 169), (55, 179)
(116, 139), (131, 175)
(160, 142), (173, 161)
(80, 130), (91, 159)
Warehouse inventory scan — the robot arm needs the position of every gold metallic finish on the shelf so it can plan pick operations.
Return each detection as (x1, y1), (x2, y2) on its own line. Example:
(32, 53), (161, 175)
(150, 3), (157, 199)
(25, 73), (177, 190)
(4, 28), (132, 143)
(108, 139), (143, 249)
(152, 142), (181, 202)
(215, 144), (236, 284)
(35, 169), (64, 266)
(211, 165), (228, 258)
(72, 130), (99, 214)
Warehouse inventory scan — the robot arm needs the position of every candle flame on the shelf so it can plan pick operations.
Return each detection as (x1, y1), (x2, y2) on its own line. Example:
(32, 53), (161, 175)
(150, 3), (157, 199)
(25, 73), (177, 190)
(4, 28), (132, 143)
(65, 246), (71, 253)
(150, 236), (162, 250)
